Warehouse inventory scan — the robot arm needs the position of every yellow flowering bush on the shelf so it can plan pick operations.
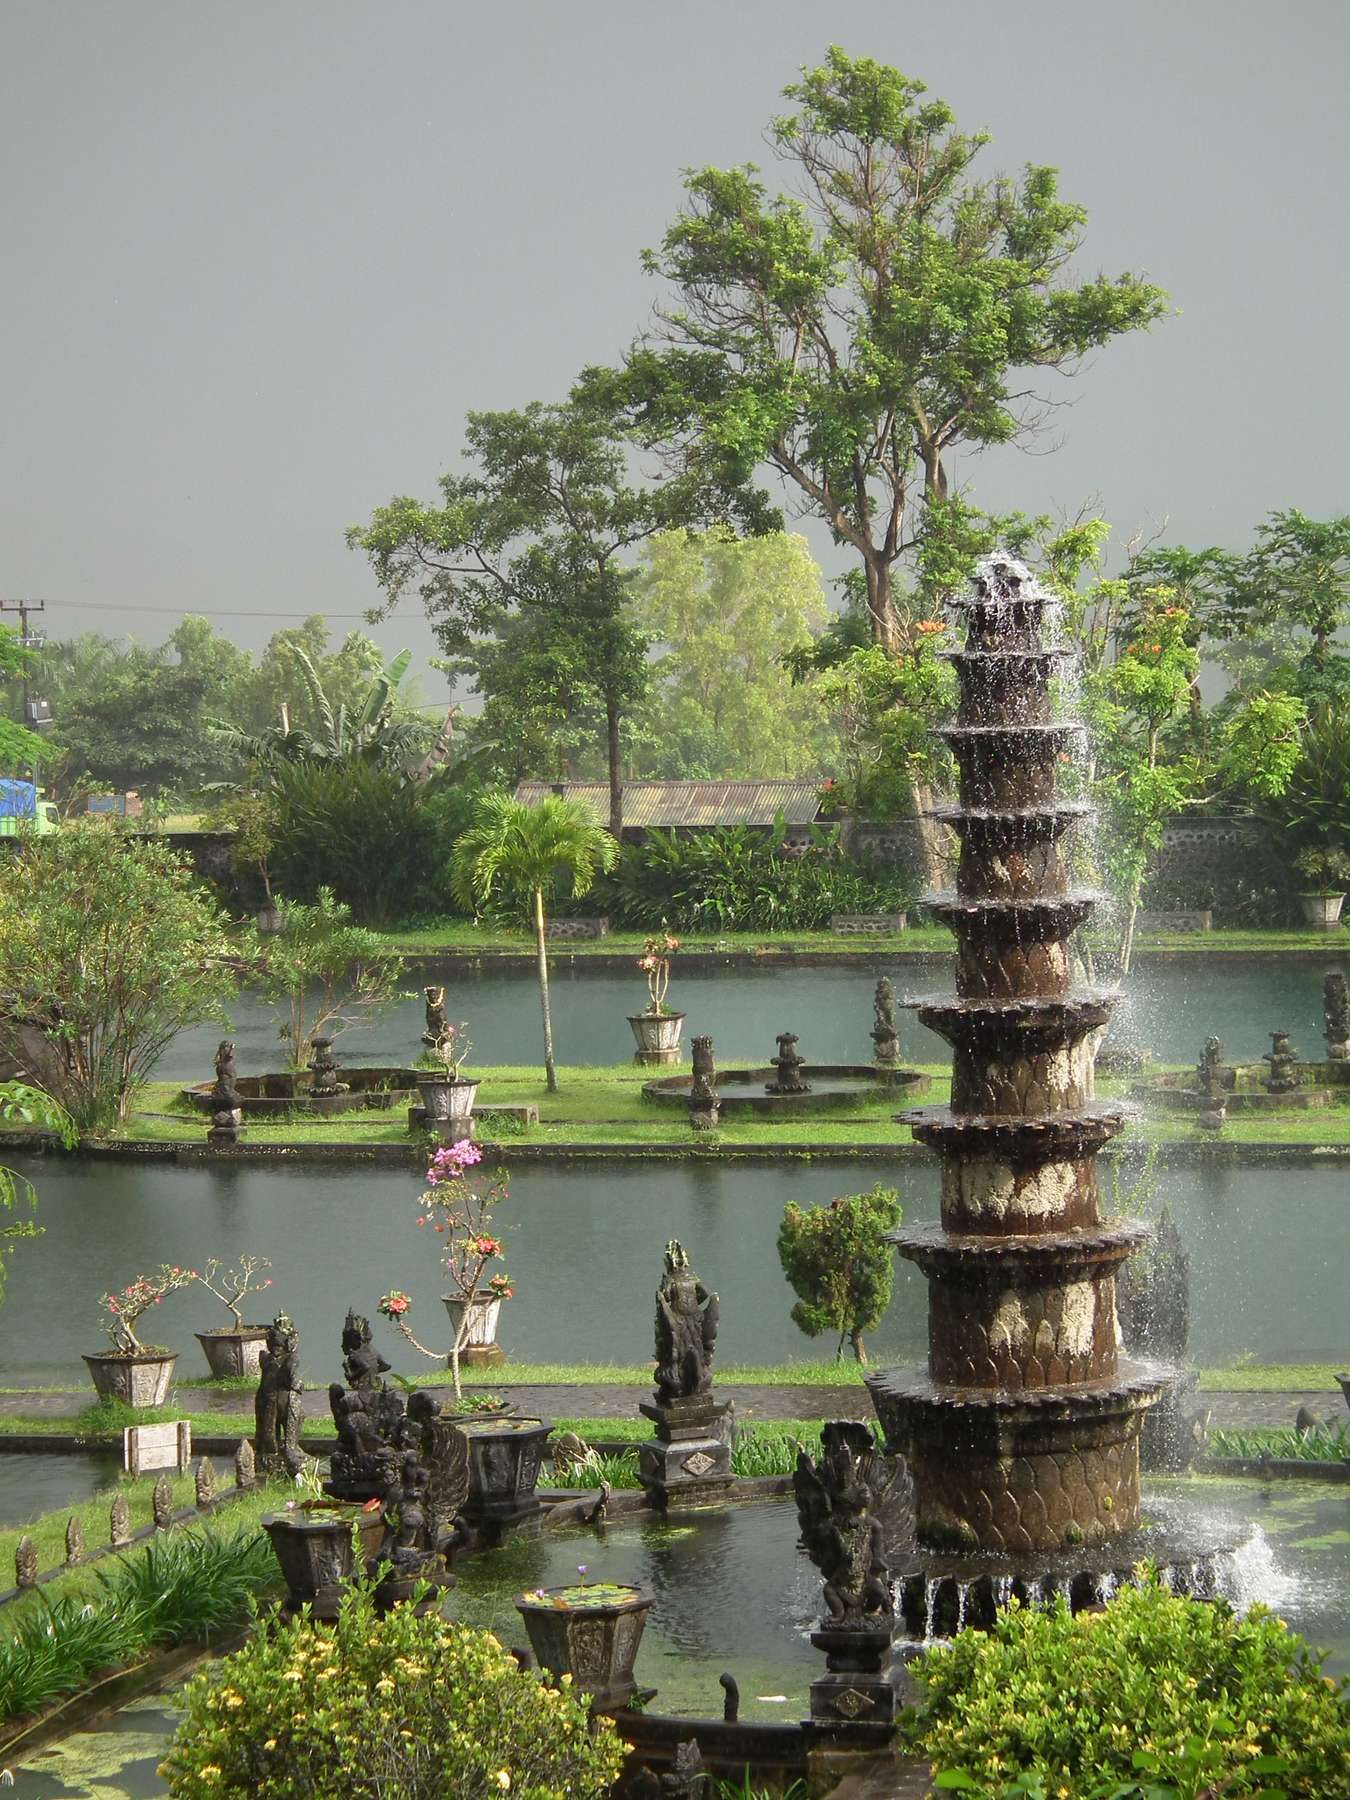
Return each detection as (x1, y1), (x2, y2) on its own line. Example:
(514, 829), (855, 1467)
(909, 1573), (1350, 1798)
(159, 1580), (625, 1799)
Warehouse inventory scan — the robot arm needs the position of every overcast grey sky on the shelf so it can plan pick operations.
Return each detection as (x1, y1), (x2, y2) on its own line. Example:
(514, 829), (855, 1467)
(3, 0), (1347, 685)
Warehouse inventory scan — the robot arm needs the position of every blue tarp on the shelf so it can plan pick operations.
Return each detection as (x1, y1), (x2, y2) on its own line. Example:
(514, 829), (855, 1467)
(0, 780), (36, 819)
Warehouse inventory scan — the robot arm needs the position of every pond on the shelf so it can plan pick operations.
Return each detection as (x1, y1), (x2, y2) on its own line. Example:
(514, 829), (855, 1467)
(7, 1476), (1348, 1795)
(162, 952), (1350, 1081)
(1, 1154), (1346, 1388)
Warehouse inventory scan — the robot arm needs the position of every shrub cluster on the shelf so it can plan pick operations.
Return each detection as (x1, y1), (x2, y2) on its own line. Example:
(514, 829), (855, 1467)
(159, 1577), (626, 1798)
(909, 1575), (1350, 1798)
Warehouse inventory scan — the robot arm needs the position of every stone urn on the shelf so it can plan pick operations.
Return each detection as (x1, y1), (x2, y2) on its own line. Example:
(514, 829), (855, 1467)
(261, 1510), (359, 1620)
(416, 1074), (479, 1133)
(194, 1326), (271, 1380)
(82, 1350), (177, 1408)
(515, 1582), (654, 1711)
(458, 1414), (553, 1533)
(1300, 892), (1346, 928)
(627, 1011), (685, 1065)
(443, 1292), (503, 1365)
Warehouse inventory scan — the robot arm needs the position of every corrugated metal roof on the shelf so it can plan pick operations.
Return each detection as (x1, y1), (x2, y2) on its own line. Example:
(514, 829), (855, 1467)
(513, 780), (825, 828)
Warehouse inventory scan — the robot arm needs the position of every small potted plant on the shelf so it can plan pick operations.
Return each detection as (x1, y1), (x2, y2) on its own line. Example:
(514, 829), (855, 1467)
(379, 1139), (514, 1397)
(628, 932), (684, 1063)
(191, 1254), (274, 1378)
(416, 1022), (479, 1133)
(83, 1264), (196, 1407)
(515, 1575), (655, 1710)
(1294, 845), (1350, 928)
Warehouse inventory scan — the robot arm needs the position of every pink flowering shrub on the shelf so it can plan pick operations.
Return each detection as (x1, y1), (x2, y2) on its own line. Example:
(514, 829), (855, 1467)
(100, 1264), (197, 1353)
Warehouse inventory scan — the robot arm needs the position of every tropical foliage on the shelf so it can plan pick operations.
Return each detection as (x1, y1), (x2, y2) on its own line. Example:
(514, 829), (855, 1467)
(777, 1184), (902, 1362)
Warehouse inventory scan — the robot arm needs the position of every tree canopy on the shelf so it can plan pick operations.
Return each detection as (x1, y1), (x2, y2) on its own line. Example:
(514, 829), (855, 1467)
(584, 46), (1167, 650)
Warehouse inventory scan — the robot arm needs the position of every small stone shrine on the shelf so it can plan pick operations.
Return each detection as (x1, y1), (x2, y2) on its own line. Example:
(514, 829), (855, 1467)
(765, 1031), (810, 1096)
(308, 1035), (347, 1098)
(1263, 1029), (1300, 1094)
(253, 1313), (305, 1478)
(687, 1035), (720, 1132)
(207, 1039), (243, 1145)
(422, 985), (449, 1048)
(793, 1421), (900, 1736)
(870, 979), (901, 1066)
(1325, 972), (1349, 1062)
(638, 1241), (733, 1508)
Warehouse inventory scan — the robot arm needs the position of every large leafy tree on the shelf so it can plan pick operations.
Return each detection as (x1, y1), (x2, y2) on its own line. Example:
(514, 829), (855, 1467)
(0, 828), (237, 1129)
(450, 794), (617, 1092)
(631, 527), (837, 777)
(1229, 509), (1350, 670)
(586, 47), (1167, 652)
(349, 400), (747, 832)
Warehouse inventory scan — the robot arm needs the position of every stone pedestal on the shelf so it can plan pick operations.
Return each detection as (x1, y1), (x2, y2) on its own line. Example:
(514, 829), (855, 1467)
(806, 1623), (901, 1740)
(638, 1397), (733, 1508)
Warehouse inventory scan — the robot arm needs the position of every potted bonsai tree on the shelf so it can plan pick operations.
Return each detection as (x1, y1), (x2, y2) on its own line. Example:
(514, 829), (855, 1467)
(1294, 844), (1350, 928)
(378, 1138), (512, 1397)
(628, 932), (684, 1063)
(416, 1021), (478, 1133)
(84, 1263), (196, 1406)
(191, 1254), (274, 1378)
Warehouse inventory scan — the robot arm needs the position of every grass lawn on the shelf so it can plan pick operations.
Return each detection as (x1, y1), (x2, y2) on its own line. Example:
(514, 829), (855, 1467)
(82, 1061), (1350, 1152)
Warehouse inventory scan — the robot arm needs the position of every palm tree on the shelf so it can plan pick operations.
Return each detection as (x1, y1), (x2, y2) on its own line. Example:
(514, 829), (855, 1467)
(451, 794), (617, 1093)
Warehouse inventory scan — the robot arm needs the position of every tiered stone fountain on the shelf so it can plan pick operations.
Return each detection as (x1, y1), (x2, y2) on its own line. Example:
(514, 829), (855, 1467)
(868, 554), (1231, 1636)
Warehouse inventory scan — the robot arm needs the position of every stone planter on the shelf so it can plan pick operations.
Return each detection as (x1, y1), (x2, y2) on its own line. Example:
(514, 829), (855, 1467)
(82, 1350), (177, 1408)
(262, 1511), (358, 1620)
(194, 1326), (270, 1379)
(459, 1414), (553, 1533)
(255, 901), (287, 935)
(627, 1011), (685, 1066)
(515, 1582), (654, 1711)
(416, 1074), (479, 1133)
(1299, 892), (1345, 928)
(442, 1292), (504, 1365)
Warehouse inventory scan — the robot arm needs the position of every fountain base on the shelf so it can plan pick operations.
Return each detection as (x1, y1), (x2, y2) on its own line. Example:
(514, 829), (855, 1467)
(890, 1491), (1254, 1637)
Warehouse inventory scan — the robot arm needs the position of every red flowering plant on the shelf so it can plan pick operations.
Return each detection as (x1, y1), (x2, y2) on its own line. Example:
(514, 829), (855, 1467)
(100, 1263), (197, 1354)
(378, 1138), (513, 1396)
(637, 931), (680, 1014)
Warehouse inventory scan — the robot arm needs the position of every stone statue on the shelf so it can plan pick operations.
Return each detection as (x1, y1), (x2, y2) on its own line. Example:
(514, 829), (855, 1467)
(870, 978), (900, 1065)
(793, 1420), (892, 1623)
(208, 1039), (243, 1144)
(327, 1310), (406, 1501)
(653, 1240), (719, 1403)
(687, 1034), (719, 1131)
(765, 1030), (810, 1096)
(1325, 972), (1349, 1061)
(1194, 1036), (1227, 1130)
(309, 1035), (346, 1097)
(254, 1313), (305, 1478)
(1263, 1029), (1300, 1095)
(422, 986), (449, 1048)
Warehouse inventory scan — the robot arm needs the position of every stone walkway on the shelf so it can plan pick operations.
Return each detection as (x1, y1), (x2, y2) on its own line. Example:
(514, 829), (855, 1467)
(4, 1383), (1340, 1431)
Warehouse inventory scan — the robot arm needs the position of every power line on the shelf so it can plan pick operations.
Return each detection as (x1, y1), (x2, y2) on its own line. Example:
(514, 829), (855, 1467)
(51, 600), (375, 620)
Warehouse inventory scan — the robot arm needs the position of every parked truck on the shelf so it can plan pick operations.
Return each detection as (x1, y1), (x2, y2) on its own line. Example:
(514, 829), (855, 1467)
(0, 779), (60, 836)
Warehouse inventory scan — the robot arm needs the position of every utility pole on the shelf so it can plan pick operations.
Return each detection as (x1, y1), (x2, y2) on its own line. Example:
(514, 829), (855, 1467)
(0, 598), (49, 740)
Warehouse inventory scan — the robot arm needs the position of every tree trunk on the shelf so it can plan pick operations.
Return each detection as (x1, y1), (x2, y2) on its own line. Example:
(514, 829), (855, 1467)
(849, 1326), (868, 1365)
(533, 886), (558, 1094)
(865, 558), (903, 655)
(1119, 895), (1140, 979)
(605, 697), (623, 837)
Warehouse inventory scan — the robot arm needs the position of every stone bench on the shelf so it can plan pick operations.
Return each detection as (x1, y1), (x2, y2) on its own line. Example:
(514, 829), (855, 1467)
(1137, 909), (1213, 933)
(544, 916), (610, 939)
(830, 912), (907, 935)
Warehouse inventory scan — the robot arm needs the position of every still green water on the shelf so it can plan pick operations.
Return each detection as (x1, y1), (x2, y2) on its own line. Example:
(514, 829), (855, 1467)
(1, 1155), (1346, 1391)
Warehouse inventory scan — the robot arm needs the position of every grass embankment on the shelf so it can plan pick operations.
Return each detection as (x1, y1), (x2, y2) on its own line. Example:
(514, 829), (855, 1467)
(377, 921), (1349, 957)
(106, 1059), (1350, 1150)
